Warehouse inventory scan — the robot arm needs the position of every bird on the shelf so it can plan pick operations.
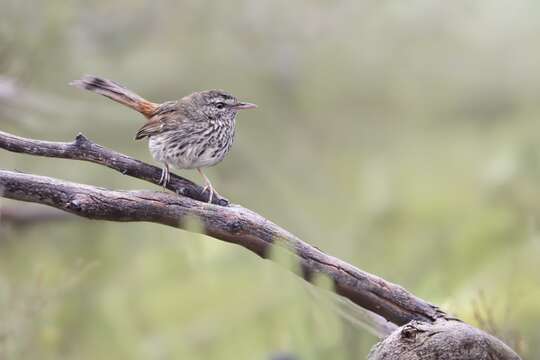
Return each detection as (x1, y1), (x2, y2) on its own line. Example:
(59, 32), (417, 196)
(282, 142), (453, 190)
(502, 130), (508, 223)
(70, 75), (256, 203)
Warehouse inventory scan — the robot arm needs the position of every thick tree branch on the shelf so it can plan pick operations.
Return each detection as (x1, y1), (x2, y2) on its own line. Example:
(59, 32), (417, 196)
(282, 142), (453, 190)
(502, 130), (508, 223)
(0, 130), (446, 328)
(0, 169), (445, 328)
(369, 320), (521, 360)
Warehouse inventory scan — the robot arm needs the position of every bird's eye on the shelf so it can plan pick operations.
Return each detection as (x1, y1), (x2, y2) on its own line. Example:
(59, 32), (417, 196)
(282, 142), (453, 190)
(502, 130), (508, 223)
(215, 102), (225, 109)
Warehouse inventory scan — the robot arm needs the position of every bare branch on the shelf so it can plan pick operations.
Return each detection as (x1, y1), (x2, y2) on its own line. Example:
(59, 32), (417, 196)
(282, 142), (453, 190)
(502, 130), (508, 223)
(0, 130), (227, 205)
(1, 128), (523, 358)
(0, 168), (448, 328)
(0, 130), (448, 328)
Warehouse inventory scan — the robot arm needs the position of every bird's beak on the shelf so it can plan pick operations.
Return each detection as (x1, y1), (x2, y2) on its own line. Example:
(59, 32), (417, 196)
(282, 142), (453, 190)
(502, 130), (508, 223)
(234, 102), (257, 110)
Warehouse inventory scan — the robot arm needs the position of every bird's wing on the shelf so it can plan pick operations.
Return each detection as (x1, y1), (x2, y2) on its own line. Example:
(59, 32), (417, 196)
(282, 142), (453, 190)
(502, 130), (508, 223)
(134, 101), (185, 140)
(134, 120), (165, 140)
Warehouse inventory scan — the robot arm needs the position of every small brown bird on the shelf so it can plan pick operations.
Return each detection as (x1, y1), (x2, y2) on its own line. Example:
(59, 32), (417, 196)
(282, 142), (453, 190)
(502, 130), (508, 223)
(70, 75), (256, 202)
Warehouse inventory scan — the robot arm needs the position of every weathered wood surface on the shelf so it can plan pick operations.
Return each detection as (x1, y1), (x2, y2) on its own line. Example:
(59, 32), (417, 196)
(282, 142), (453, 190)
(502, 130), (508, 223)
(0, 130), (522, 359)
(0, 130), (227, 204)
(368, 320), (521, 360)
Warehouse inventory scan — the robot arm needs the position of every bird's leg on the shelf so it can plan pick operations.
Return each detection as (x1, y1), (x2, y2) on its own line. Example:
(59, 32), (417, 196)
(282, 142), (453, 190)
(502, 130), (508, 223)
(159, 163), (170, 188)
(197, 168), (218, 203)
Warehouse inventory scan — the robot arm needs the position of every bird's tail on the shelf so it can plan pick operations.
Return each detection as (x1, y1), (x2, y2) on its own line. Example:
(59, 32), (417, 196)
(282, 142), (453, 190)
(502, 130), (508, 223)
(70, 75), (158, 118)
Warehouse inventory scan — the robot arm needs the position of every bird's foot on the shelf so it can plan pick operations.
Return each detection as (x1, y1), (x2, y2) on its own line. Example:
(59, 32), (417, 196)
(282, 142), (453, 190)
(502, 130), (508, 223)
(197, 185), (228, 206)
(201, 184), (214, 203)
(159, 164), (170, 188)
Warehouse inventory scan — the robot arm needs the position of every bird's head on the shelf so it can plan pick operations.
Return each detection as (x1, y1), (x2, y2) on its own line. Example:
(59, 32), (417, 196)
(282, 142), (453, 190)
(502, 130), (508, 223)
(189, 90), (257, 122)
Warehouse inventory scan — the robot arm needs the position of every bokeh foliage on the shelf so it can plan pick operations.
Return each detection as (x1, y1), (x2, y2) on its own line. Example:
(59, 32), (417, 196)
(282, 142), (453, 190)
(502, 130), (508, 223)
(1, 0), (539, 358)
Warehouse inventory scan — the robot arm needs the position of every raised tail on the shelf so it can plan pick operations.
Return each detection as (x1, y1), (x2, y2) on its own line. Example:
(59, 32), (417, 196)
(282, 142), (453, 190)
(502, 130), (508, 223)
(70, 75), (158, 118)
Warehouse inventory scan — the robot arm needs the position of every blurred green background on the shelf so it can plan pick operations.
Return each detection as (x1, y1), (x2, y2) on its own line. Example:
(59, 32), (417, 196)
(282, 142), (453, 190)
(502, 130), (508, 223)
(1, 0), (539, 359)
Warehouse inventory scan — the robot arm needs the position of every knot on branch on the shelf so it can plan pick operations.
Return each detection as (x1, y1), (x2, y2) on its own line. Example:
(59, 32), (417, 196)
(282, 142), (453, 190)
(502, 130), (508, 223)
(228, 220), (243, 234)
(217, 198), (229, 206)
(65, 194), (86, 213)
(74, 133), (90, 147)
(400, 322), (423, 342)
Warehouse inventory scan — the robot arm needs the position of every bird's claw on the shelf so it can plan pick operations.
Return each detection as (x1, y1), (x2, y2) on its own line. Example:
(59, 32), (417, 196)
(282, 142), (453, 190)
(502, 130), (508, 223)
(201, 185), (214, 203)
(159, 165), (170, 188)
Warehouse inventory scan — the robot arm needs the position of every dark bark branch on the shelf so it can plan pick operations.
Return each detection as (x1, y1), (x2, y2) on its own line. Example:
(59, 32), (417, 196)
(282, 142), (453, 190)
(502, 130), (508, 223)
(0, 130), (447, 328)
(0, 169), (446, 328)
(0, 130), (227, 205)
